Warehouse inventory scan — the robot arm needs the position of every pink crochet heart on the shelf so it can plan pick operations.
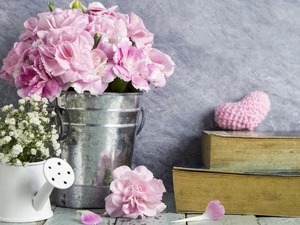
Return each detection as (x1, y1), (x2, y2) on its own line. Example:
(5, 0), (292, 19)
(215, 91), (271, 131)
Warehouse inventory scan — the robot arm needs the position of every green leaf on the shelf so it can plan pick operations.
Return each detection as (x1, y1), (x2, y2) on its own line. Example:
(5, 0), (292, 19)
(70, 0), (85, 13)
(93, 33), (102, 49)
(110, 78), (128, 93)
(48, 2), (55, 12)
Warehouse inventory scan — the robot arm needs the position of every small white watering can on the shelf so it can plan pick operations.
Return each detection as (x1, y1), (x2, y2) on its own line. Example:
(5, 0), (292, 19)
(0, 158), (75, 222)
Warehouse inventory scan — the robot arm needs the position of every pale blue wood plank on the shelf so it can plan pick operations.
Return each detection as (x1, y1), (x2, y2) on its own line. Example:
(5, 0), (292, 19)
(0, 222), (44, 225)
(258, 217), (300, 225)
(114, 213), (184, 225)
(44, 207), (116, 225)
(185, 214), (258, 225)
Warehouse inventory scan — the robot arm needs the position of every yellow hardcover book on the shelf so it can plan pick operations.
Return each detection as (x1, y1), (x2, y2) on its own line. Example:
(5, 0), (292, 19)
(173, 167), (300, 217)
(201, 130), (300, 172)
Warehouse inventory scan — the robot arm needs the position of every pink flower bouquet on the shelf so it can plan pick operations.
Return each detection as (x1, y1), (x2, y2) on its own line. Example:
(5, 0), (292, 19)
(105, 165), (166, 219)
(0, 0), (175, 101)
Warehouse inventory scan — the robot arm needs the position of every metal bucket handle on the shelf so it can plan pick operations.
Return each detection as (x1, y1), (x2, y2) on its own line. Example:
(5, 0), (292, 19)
(54, 106), (70, 141)
(136, 107), (145, 135)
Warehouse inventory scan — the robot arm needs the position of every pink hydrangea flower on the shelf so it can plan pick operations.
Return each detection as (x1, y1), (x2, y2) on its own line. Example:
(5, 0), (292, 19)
(104, 165), (167, 219)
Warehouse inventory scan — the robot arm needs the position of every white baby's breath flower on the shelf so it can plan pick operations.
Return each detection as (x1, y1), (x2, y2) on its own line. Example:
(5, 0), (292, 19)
(51, 133), (59, 141)
(12, 144), (23, 156)
(5, 118), (15, 125)
(41, 147), (50, 156)
(38, 125), (44, 132)
(0, 96), (61, 165)
(15, 159), (22, 165)
(53, 142), (60, 150)
(3, 136), (11, 143)
(27, 112), (35, 119)
(2, 105), (10, 111)
(31, 148), (37, 155)
(41, 98), (48, 104)
(30, 117), (41, 125)
(18, 122), (25, 130)
(8, 124), (16, 131)
(35, 141), (43, 148)
(32, 95), (41, 102)
(0, 155), (9, 164)
(55, 149), (62, 156)
(18, 99), (26, 105)
(19, 106), (25, 111)
(41, 117), (50, 123)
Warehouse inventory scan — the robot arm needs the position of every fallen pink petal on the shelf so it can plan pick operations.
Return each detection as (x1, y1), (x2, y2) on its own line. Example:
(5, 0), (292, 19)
(172, 200), (225, 223)
(76, 210), (102, 225)
(203, 200), (225, 220)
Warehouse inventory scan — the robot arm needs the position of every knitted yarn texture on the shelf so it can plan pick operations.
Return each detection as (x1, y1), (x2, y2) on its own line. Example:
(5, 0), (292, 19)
(215, 91), (271, 131)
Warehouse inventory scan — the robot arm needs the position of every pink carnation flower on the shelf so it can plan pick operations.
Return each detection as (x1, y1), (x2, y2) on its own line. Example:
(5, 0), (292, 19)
(125, 12), (154, 49)
(105, 165), (166, 219)
(146, 48), (175, 88)
(113, 40), (150, 91)
(0, 42), (31, 85)
(87, 2), (118, 16)
(72, 49), (116, 95)
(0, 1), (175, 100)
(39, 29), (94, 83)
(14, 47), (64, 100)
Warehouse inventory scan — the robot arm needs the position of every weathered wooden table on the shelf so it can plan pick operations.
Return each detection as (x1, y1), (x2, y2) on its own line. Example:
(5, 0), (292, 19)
(1, 193), (300, 225)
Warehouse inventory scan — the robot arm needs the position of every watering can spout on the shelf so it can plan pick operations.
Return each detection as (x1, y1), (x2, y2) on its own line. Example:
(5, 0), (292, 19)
(33, 158), (75, 211)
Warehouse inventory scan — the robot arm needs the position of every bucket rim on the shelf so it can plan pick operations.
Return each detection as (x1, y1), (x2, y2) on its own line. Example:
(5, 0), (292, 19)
(61, 91), (144, 97)
(0, 160), (45, 167)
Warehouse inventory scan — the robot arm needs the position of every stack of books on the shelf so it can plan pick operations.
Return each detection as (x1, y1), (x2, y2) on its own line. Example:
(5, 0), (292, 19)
(173, 130), (300, 217)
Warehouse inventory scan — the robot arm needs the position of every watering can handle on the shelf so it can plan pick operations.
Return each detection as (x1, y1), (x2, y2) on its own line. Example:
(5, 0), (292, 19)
(136, 107), (145, 135)
(54, 106), (70, 141)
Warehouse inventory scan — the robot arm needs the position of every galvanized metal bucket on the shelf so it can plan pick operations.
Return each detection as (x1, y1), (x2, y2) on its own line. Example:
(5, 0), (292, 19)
(52, 91), (145, 208)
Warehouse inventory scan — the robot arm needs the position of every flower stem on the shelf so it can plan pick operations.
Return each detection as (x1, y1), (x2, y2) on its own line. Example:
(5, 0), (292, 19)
(172, 215), (206, 223)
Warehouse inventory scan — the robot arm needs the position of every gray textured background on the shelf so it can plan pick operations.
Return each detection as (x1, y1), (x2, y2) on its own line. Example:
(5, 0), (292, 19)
(1, 0), (300, 191)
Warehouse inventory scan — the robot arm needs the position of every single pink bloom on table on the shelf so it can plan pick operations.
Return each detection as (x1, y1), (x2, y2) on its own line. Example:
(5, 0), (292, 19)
(104, 165), (167, 219)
